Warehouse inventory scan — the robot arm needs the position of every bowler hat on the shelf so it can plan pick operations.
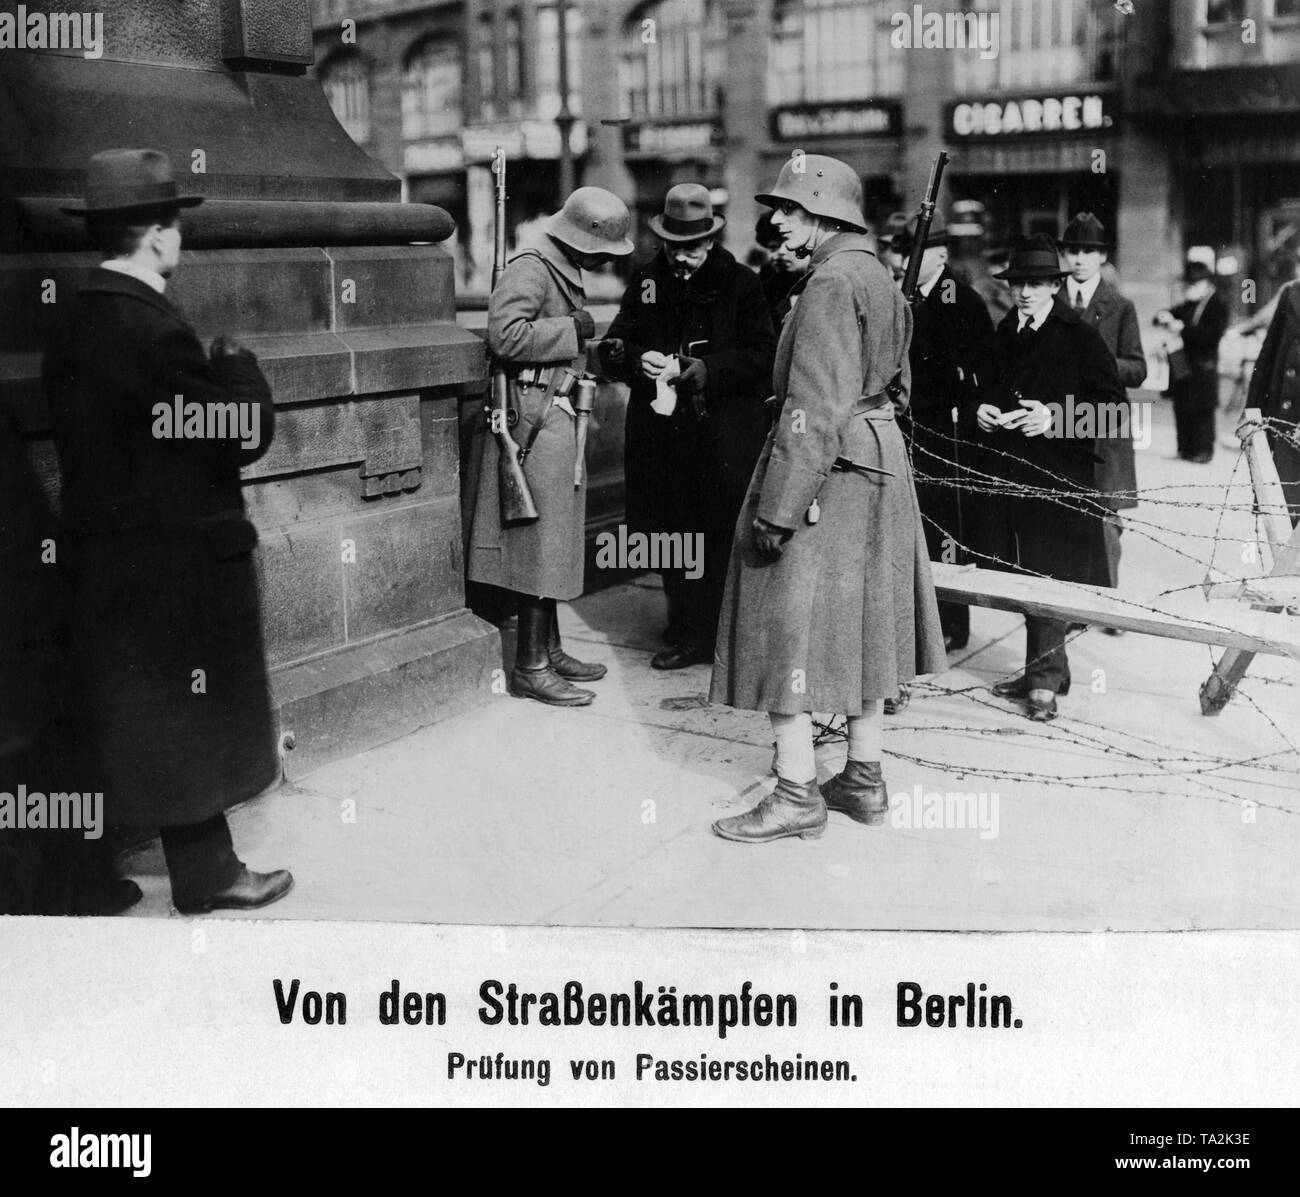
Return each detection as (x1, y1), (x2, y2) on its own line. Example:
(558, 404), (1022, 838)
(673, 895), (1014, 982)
(755, 154), (868, 234)
(993, 234), (1069, 282)
(649, 183), (726, 243)
(893, 210), (951, 255)
(1061, 211), (1109, 249)
(61, 148), (204, 217)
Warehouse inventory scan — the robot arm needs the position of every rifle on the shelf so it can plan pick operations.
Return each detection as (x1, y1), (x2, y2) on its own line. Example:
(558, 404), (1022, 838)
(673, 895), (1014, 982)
(898, 150), (949, 308)
(489, 146), (539, 525)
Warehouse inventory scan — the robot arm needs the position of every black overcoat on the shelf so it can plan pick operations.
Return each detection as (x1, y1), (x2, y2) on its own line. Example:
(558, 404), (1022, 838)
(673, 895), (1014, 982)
(603, 245), (775, 541)
(42, 269), (278, 829)
(981, 303), (1122, 586)
(1247, 281), (1300, 521)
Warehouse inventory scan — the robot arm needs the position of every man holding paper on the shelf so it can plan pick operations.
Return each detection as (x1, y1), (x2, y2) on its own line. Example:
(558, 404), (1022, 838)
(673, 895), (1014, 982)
(599, 184), (775, 669)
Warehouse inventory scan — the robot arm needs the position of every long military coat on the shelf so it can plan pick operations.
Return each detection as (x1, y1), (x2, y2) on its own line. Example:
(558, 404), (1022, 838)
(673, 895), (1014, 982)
(466, 236), (590, 600)
(1074, 279), (1147, 512)
(709, 234), (946, 715)
(603, 244), (775, 542)
(981, 303), (1123, 587)
(42, 269), (278, 828)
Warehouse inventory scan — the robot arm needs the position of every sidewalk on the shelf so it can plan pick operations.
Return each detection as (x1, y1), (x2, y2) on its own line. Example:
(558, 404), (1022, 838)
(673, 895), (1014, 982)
(120, 400), (1300, 930)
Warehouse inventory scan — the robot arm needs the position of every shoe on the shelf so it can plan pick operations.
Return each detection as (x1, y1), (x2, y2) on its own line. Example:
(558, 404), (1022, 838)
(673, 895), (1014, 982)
(545, 601), (607, 681)
(1189, 452), (1213, 464)
(1101, 626), (1125, 636)
(992, 676), (1070, 699)
(1025, 693), (1058, 722)
(511, 665), (595, 706)
(547, 644), (607, 682)
(883, 685), (910, 715)
(821, 760), (889, 826)
(712, 776), (827, 843)
(651, 643), (712, 670)
(72, 879), (143, 916)
(944, 634), (969, 652)
(174, 867), (294, 915)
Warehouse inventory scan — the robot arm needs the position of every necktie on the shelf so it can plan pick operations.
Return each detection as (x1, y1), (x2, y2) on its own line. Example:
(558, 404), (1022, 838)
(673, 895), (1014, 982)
(1018, 319), (1036, 342)
(1073, 287), (1086, 311)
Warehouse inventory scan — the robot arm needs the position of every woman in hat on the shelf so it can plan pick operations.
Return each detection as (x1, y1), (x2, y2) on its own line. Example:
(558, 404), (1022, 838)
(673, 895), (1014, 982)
(708, 154), (945, 843)
(977, 234), (1124, 721)
(1156, 260), (1227, 463)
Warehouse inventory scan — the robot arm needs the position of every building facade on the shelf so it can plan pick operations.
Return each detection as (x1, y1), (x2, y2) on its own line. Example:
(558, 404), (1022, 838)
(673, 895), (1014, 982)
(310, 0), (1299, 325)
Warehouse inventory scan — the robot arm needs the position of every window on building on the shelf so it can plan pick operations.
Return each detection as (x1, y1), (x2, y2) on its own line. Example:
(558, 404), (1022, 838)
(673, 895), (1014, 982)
(1276, 0), (1300, 14)
(321, 53), (370, 144)
(1204, 0), (1247, 23)
(505, 10), (524, 118)
(536, 3), (583, 119)
(767, 0), (902, 105)
(952, 0), (1124, 92)
(402, 36), (462, 140)
(619, 0), (725, 118)
(478, 11), (497, 120)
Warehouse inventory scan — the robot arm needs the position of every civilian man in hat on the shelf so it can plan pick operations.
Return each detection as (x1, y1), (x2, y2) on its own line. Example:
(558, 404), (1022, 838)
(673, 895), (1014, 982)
(43, 149), (292, 913)
(1060, 213), (1147, 611)
(977, 234), (1123, 721)
(599, 184), (775, 669)
(755, 210), (808, 332)
(1156, 260), (1227, 463)
(466, 186), (633, 705)
(894, 210), (995, 653)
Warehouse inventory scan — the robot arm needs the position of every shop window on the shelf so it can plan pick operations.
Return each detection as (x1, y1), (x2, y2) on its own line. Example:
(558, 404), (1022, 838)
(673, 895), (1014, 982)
(402, 36), (462, 140)
(536, 3), (583, 120)
(619, 0), (725, 118)
(1204, 0), (1247, 22)
(952, 0), (1124, 92)
(767, 0), (902, 105)
(321, 52), (371, 145)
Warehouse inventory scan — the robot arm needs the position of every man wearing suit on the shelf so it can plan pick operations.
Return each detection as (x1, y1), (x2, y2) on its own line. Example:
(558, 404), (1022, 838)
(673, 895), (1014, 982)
(894, 211), (995, 652)
(1059, 213), (1148, 617)
(1157, 260), (1228, 463)
(1246, 275), (1300, 525)
(977, 235), (1124, 721)
(43, 149), (293, 914)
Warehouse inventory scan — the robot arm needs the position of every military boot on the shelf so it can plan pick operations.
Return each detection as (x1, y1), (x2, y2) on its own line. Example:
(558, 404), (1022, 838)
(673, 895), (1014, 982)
(712, 776), (827, 843)
(513, 596), (595, 707)
(820, 759), (889, 826)
(545, 599), (606, 682)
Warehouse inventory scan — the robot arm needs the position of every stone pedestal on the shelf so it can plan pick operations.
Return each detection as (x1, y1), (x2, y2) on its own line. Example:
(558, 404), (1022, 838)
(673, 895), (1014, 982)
(0, 0), (499, 780)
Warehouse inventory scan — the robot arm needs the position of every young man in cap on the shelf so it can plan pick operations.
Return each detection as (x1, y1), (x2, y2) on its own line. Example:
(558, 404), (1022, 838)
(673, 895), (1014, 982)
(466, 186), (633, 705)
(1156, 260), (1227, 463)
(600, 184), (775, 669)
(895, 211), (995, 653)
(43, 149), (293, 914)
(1060, 213), (1147, 612)
(976, 234), (1124, 721)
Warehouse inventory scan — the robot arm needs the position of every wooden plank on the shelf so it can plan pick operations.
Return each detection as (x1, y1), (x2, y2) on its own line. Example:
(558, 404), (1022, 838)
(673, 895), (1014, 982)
(1201, 574), (1300, 605)
(931, 562), (1300, 658)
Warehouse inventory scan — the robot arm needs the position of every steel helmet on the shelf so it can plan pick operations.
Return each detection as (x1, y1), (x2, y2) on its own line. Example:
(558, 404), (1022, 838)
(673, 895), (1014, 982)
(755, 154), (867, 233)
(546, 187), (634, 256)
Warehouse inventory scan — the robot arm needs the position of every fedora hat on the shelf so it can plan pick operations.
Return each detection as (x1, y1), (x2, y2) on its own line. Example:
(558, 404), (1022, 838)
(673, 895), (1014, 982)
(61, 148), (204, 217)
(648, 183), (726, 243)
(893, 210), (951, 255)
(993, 233), (1068, 282)
(1060, 212), (1109, 249)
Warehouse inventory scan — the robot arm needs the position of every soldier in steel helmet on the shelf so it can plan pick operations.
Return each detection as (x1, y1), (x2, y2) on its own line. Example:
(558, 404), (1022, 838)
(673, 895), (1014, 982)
(465, 186), (633, 707)
(708, 154), (946, 843)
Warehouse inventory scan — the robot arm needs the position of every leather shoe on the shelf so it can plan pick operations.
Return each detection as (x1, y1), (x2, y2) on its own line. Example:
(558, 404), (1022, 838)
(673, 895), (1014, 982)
(944, 634), (969, 652)
(883, 685), (910, 715)
(712, 776), (826, 843)
(72, 879), (143, 917)
(1025, 693), (1058, 722)
(651, 643), (712, 670)
(992, 675), (1070, 699)
(821, 759), (889, 826)
(548, 644), (607, 682)
(511, 665), (595, 706)
(174, 867), (294, 915)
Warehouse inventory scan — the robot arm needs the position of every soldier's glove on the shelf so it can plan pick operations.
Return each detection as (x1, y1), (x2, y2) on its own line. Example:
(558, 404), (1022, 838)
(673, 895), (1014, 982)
(572, 309), (597, 342)
(752, 517), (792, 560)
(596, 338), (625, 377)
